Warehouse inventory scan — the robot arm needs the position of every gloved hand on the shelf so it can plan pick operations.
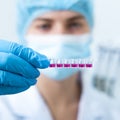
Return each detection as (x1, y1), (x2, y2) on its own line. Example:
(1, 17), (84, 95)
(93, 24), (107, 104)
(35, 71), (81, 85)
(0, 40), (50, 95)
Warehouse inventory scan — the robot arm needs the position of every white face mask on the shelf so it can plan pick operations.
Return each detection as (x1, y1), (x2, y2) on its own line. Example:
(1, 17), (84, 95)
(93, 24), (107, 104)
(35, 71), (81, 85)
(25, 34), (92, 80)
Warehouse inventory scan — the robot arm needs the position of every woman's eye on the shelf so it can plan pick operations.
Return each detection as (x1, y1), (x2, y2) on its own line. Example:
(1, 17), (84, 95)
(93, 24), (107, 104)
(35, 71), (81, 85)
(68, 23), (83, 29)
(36, 24), (51, 30)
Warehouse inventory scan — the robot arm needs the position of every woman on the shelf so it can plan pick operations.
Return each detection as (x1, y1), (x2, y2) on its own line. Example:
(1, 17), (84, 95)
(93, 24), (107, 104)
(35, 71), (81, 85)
(0, 0), (112, 120)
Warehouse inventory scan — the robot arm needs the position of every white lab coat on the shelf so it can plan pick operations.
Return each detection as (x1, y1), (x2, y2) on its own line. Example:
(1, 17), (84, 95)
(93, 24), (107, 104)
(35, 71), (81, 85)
(0, 85), (115, 120)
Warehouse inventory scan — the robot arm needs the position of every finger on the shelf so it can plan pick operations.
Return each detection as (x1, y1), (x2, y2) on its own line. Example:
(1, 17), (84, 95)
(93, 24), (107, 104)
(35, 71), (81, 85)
(0, 52), (40, 79)
(0, 70), (37, 87)
(0, 40), (50, 68)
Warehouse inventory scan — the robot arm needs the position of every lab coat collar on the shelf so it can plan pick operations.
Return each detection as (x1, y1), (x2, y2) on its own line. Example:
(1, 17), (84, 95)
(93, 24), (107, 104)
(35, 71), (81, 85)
(4, 86), (52, 119)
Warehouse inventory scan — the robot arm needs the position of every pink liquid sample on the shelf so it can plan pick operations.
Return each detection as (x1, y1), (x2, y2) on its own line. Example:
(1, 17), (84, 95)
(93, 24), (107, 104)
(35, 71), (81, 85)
(57, 64), (63, 68)
(79, 64), (85, 68)
(86, 64), (93, 68)
(50, 64), (56, 68)
(64, 64), (71, 68)
(71, 64), (78, 67)
(49, 63), (92, 68)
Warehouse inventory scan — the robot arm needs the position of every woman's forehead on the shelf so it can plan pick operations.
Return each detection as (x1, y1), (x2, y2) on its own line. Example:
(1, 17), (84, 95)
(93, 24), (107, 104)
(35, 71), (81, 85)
(34, 11), (85, 21)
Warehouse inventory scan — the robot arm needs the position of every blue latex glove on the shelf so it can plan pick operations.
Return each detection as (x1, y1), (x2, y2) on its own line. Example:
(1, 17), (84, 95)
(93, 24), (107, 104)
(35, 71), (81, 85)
(0, 40), (50, 95)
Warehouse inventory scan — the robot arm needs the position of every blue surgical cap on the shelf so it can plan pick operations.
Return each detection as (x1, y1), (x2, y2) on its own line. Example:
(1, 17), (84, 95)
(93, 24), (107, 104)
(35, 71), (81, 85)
(17, 0), (93, 40)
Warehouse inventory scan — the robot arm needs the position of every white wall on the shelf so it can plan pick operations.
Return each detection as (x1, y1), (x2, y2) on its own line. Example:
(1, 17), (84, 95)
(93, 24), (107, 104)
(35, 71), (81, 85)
(93, 0), (120, 44)
(0, 0), (17, 41)
(0, 0), (120, 43)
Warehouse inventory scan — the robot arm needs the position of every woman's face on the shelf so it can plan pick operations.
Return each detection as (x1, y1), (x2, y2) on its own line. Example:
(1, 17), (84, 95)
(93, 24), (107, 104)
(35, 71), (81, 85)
(27, 11), (90, 35)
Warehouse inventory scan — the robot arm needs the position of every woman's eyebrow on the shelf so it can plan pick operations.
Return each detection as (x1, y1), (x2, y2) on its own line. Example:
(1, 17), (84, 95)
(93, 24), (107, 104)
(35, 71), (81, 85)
(34, 15), (84, 22)
(34, 18), (53, 22)
(67, 15), (85, 21)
